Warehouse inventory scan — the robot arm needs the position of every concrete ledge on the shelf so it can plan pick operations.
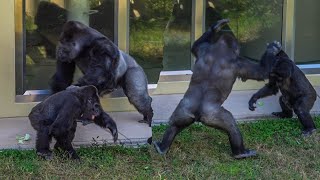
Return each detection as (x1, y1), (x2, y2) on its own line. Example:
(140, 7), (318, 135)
(151, 86), (320, 125)
(0, 112), (151, 150)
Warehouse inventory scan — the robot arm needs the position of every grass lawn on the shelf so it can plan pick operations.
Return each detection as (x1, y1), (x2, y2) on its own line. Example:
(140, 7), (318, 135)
(0, 117), (319, 179)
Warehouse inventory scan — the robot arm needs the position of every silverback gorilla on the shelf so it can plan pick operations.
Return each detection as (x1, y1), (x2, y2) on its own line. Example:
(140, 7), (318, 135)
(50, 21), (153, 126)
(249, 41), (317, 136)
(29, 85), (118, 160)
(153, 19), (271, 159)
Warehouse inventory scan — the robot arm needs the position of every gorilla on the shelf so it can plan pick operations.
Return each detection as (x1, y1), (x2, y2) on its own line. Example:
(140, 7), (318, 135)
(249, 41), (317, 136)
(28, 85), (118, 160)
(50, 21), (153, 126)
(153, 19), (271, 159)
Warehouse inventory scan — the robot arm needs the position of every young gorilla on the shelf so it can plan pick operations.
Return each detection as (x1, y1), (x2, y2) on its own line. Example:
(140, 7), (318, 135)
(153, 19), (271, 159)
(248, 41), (317, 136)
(28, 85), (118, 160)
(50, 21), (153, 126)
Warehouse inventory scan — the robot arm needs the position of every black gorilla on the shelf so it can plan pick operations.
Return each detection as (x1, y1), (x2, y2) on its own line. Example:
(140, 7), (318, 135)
(28, 85), (118, 160)
(153, 19), (271, 159)
(249, 41), (317, 136)
(50, 21), (153, 126)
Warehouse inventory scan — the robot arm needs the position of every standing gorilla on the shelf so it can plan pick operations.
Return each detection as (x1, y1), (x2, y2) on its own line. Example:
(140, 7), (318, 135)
(249, 41), (317, 136)
(50, 21), (153, 126)
(29, 85), (118, 160)
(153, 19), (271, 159)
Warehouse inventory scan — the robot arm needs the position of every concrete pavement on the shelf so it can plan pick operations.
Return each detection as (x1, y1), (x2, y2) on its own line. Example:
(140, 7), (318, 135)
(0, 86), (319, 150)
(0, 112), (151, 150)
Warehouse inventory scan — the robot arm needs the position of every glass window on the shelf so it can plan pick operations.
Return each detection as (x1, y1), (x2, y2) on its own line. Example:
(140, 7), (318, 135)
(129, 0), (192, 84)
(294, 0), (320, 65)
(16, 0), (115, 95)
(205, 0), (283, 61)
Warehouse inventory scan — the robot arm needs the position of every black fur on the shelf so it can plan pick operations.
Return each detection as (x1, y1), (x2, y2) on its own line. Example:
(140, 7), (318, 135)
(249, 42), (317, 136)
(28, 85), (118, 160)
(50, 21), (153, 126)
(153, 19), (270, 159)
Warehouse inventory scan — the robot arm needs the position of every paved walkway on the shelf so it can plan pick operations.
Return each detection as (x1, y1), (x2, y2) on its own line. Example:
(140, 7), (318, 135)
(0, 112), (151, 150)
(152, 87), (320, 124)
(0, 87), (319, 150)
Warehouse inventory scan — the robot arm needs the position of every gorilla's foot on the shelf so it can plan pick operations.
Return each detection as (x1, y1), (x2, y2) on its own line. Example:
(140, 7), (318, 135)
(37, 151), (53, 160)
(233, 149), (257, 159)
(153, 141), (168, 155)
(302, 128), (317, 137)
(272, 111), (293, 118)
(68, 151), (81, 160)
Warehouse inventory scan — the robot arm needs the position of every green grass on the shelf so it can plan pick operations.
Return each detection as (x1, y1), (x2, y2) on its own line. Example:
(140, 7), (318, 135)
(1, 117), (320, 179)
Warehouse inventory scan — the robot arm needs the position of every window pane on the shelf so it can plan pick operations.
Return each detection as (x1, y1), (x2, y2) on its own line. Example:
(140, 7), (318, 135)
(129, 0), (192, 84)
(205, 0), (283, 60)
(18, 0), (115, 95)
(294, 0), (320, 64)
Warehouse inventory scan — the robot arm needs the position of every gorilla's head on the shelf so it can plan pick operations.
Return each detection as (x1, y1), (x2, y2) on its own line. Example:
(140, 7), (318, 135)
(56, 21), (104, 62)
(67, 85), (102, 120)
(260, 41), (285, 74)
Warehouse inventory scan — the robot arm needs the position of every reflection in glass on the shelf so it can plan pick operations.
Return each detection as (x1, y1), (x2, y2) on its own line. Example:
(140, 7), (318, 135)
(129, 0), (192, 84)
(18, 0), (114, 95)
(205, 0), (283, 60)
(294, 0), (320, 64)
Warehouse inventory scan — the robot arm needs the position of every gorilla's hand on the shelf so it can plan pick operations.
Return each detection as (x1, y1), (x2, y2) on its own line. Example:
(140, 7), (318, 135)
(266, 41), (282, 55)
(248, 97), (257, 111)
(210, 19), (230, 32)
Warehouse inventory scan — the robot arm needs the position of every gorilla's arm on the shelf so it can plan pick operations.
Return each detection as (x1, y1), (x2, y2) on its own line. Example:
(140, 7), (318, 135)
(93, 111), (118, 142)
(191, 19), (230, 58)
(236, 56), (269, 81)
(50, 60), (76, 93)
(49, 103), (80, 136)
(248, 82), (279, 111)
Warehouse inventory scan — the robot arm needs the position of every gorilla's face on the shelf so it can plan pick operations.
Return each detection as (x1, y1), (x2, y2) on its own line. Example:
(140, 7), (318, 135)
(56, 36), (82, 62)
(56, 21), (97, 62)
(81, 85), (102, 120)
(67, 85), (102, 120)
(266, 41), (281, 55)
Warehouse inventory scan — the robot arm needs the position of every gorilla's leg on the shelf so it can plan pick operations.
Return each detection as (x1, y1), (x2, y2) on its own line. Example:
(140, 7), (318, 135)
(122, 67), (153, 126)
(200, 106), (256, 159)
(293, 98), (316, 136)
(54, 122), (79, 160)
(36, 126), (53, 160)
(153, 101), (195, 155)
(272, 96), (293, 118)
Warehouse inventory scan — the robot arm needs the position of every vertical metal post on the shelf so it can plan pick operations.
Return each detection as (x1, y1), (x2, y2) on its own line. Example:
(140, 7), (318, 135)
(15, 0), (25, 95)
(116, 0), (129, 53)
(282, 0), (295, 60)
(191, 0), (205, 67)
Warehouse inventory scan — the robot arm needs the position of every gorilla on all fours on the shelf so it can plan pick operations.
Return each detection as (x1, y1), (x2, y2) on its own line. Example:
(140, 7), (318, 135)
(153, 19), (274, 159)
(28, 85), (118, 160)
(249, 41), (317, 136)
(50, 21), (153, 126)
